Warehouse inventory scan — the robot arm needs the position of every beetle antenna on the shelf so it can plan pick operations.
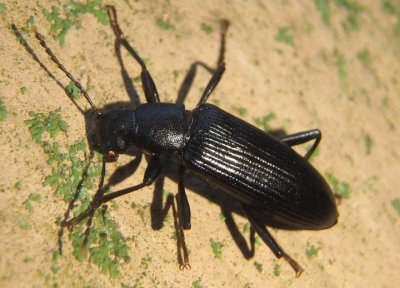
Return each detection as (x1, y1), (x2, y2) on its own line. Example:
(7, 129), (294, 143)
(31, 26), (101, 116)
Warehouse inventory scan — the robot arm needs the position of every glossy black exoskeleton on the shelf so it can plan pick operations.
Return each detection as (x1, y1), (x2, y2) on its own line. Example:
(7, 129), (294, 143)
(32, 5), (338, 277)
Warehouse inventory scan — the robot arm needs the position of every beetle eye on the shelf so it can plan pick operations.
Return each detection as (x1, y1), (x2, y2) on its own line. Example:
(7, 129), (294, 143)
(105, 151), (119, 162)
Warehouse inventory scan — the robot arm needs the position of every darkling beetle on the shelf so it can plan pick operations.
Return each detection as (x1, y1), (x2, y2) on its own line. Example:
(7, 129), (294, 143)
(32, 5), (338, 277)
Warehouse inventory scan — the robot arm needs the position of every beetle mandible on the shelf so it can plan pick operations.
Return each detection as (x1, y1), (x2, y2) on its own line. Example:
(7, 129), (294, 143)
(32, 5), (338, 277)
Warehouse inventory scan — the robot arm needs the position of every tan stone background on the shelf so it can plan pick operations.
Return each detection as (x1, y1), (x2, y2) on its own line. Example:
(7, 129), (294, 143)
(1, 1), (399, 287)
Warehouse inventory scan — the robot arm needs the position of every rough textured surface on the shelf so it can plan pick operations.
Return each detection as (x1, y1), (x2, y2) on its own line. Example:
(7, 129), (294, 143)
(1, 0), (400, 287)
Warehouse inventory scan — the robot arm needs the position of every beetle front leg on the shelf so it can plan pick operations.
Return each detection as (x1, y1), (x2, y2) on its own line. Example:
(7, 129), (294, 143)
(65, 155), (162, 229)
(175, 165), (191, 269)
(241, 203), (304, 277)
(107, 5), (160, 103)
(279, 129), (321, 160)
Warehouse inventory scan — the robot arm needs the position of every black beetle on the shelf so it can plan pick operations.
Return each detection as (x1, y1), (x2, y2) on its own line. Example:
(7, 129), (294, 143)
(32, 5), (338, 277)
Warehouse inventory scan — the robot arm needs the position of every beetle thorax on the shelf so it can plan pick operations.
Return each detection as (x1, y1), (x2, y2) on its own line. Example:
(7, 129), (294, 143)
(133, 103), (187, 154)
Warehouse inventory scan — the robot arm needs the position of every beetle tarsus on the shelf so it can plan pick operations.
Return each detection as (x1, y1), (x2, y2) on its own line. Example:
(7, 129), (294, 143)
(64, 205), (95, 230)
(334, 194), (342, 205)
(179, 263), (191, 270)
(106, 5), (124, 39)
(283, 254), (305, 277)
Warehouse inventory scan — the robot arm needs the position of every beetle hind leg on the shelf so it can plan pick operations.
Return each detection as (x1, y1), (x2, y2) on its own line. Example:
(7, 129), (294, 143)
(64, 155), (162, 229)
(241, 203), (304, 277)
(279, 129), (321, 160)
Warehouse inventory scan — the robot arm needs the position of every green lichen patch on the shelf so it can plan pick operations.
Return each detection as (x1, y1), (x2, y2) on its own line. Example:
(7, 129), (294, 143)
(326, 172), (350, 199)
(43, 0), (108, 47)
(24, 109), (68, 144)
(26, 108), (130, 277)
(210, 239), (222, 259)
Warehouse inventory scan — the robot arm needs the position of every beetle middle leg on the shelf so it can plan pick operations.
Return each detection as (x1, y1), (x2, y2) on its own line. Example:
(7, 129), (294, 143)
(171, 18), (230, 268)
(65, 155), (162, 228)
(167, 18), (230, 269)
(175, 165), (191, 269)
(176, 19), (230, 105)
(195, 20), (229, 106)
(241, 203), (305, 277)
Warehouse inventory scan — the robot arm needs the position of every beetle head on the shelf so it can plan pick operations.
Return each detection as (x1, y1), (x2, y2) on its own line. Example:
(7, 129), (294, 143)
(96, 110), (137, 161)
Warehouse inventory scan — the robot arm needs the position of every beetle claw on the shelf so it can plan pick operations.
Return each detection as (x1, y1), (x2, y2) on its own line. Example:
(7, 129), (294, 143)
(283, 254), (305, 277)
(179, 263), (191, 270)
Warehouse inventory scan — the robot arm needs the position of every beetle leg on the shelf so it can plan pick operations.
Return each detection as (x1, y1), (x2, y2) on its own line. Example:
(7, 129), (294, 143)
(196, 20), (229, 106)
(177, 165), (191, 229)
(170, 194), (190, 270)
(176, 62), (214, 104)
(150, 190), (188, 268)
(65, 155), (162, 229)
(175, 165), (191, 269)
(217, 20), (230, 67)
(175, 197), (191, 270)
(176, 20), (230, 105)
(279, 129), (321, 160)
(107, 5), (160, 103)
(197, 64), (226, 107)
(241, 203), (305, 277)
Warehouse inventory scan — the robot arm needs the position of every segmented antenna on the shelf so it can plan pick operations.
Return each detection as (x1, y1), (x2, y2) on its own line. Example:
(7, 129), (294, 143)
(31, 26), (101, 116)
